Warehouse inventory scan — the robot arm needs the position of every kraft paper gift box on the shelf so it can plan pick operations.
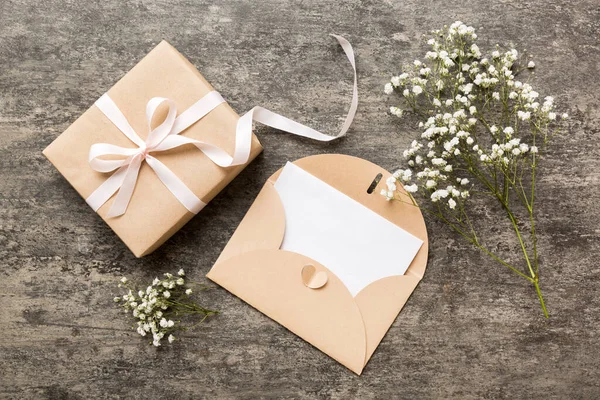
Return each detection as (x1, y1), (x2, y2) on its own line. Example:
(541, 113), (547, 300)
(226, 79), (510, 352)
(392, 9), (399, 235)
(207, 154), (429, 374)
(43, 41), (263, 257)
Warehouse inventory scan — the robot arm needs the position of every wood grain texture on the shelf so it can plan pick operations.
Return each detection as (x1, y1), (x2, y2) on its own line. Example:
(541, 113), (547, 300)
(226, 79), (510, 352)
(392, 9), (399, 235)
(1, 0), (599, 398)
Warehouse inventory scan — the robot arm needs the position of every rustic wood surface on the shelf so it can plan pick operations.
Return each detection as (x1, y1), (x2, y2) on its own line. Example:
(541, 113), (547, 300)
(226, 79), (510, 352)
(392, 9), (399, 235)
(1, 0), (599, 398)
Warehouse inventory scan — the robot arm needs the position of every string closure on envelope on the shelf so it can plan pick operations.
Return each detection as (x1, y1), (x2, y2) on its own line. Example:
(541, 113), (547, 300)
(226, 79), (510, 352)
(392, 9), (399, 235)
(86, 34), (358, 218)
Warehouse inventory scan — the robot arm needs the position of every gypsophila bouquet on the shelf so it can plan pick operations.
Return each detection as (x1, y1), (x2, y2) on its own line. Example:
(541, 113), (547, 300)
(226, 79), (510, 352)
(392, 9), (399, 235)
(115, 269), (218, 346)
(383, 21), (568, 317)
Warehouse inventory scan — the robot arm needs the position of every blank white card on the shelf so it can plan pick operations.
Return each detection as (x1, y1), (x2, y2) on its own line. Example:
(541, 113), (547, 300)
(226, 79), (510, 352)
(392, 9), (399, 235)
(274, 162), (423, 297)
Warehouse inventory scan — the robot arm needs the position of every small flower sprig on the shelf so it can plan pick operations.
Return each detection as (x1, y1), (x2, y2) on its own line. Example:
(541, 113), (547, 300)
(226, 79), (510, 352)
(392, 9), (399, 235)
(115, 269), (218, 346)
(383, 21), (568, 318)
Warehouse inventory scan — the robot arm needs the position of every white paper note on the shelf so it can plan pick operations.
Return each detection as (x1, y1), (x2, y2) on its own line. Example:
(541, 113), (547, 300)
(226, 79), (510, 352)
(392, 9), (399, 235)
(274, 162), (423, 297)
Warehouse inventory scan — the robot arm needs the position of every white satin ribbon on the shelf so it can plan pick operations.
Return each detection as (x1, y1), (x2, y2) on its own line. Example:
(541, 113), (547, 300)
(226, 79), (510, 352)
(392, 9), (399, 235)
(86, 34), (358, 218)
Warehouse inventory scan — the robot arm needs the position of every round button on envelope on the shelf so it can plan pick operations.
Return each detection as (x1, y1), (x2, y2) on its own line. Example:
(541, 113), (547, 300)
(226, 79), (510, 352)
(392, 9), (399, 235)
(301, 264), (328, 289)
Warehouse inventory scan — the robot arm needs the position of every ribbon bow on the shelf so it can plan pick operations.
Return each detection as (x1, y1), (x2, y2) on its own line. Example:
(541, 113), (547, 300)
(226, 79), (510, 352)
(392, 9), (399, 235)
(86, 34), (358, 218)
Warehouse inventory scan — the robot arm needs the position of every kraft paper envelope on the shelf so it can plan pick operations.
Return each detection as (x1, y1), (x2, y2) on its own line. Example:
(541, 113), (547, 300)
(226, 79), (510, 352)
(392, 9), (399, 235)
(207, 154), (429, 374)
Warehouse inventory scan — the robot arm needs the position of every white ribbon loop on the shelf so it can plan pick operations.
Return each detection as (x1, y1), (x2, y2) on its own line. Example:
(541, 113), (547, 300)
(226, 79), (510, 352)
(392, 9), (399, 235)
(95, 94), (146, 148)
(86, 34), (358, 218)
(87, 94), (224, 216)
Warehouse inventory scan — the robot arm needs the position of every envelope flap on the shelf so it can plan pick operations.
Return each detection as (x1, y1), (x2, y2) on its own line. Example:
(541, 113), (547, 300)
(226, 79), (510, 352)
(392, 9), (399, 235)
(354, 274), (422, 360)
(207, 249), (368, 374)
(215, 183), (285, 264)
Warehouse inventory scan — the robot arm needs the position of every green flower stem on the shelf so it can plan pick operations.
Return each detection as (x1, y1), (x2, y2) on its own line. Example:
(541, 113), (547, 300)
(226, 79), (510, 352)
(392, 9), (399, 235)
(499, 193), (548, 317)
(167, 299), (218, 316)
(181, 313), (214, 332)
(396, 189), (548, 317)
(453, 201), (548, 317)
(501, 203), (535, 277)
(534, 280), (549, 318)
(436, 206), (534, 282)
(394, 194), (533, 282)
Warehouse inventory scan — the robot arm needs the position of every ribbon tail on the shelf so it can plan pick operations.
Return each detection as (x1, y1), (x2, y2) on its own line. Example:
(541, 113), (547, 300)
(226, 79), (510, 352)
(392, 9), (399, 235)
(145, 156), (206, 214)
(105, 154), (144, 218)
(85, 165), (129, 212)
(330, 34), (358, 135)
(227, 33), (358, 167)
(251, 106), (340, 142)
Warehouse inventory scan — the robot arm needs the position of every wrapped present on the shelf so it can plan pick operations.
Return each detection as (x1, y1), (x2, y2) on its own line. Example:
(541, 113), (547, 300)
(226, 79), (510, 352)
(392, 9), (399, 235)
(43, 35), (357, 257)
(43, 41), (263, 257)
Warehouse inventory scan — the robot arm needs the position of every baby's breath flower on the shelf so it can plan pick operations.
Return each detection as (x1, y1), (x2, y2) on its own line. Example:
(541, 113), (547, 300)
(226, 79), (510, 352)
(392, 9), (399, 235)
(517, 110), (531, 121)
(382, 21), (566, 318)
(404, 184), (418, 193)
(386, 176), (397, 192)
(425, 51), (438, 60)
(390, 106), (404, 117)
(380, 189), (394, 201)
(115, 271), (218, 346)
(431, 189), (449, 202)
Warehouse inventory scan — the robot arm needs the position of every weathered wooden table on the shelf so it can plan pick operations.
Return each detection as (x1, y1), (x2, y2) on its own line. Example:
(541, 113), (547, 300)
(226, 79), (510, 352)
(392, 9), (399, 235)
(1, 0), (598, 398)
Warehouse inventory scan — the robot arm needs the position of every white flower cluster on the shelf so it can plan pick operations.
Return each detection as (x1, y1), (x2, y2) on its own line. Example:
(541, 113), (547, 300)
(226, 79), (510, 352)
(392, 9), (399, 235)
(382, 21), (566, 211)
(116, 269), (191, 347)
